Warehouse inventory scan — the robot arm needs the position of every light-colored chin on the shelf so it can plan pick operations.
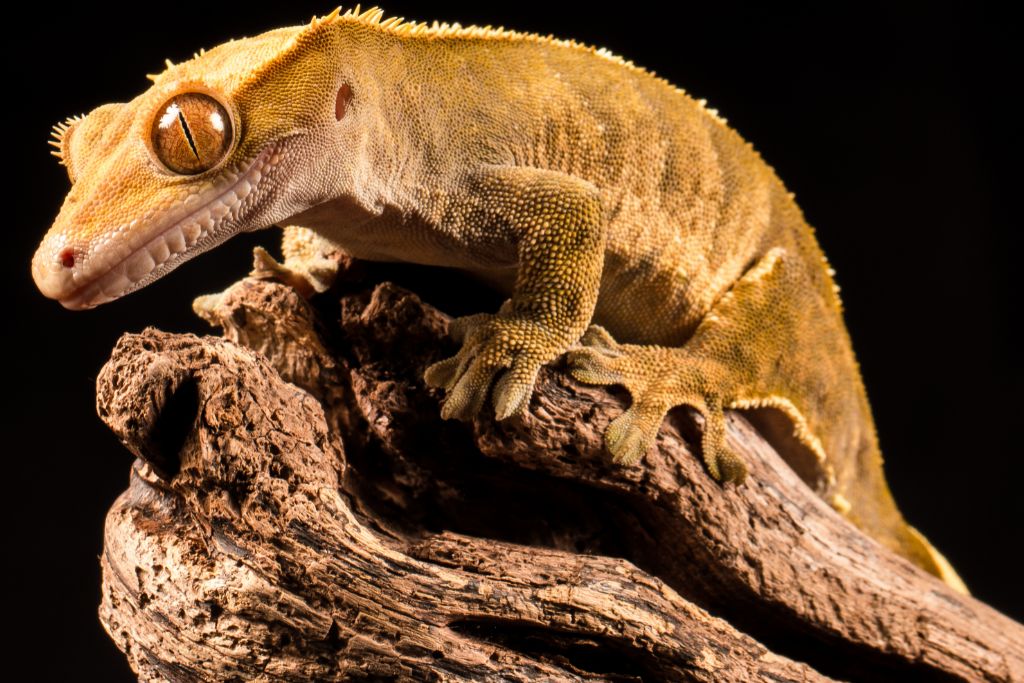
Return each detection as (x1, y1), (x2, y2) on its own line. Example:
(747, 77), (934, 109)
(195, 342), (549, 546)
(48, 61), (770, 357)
(45, 145), (286, 310)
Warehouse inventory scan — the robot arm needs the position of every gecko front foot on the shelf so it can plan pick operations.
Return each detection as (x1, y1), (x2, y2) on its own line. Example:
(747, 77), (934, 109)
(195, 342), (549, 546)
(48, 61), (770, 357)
(424, 305), (568, 422)
(568, 325), (747, 482)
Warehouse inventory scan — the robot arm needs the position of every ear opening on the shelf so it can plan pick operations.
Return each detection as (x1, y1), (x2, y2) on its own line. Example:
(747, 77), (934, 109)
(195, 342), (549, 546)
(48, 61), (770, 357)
(335, 83), (353, 121)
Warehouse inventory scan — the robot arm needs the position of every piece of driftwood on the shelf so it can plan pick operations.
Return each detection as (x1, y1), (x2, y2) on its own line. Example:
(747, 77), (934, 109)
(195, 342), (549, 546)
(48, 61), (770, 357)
(96, 266), (1023, 682)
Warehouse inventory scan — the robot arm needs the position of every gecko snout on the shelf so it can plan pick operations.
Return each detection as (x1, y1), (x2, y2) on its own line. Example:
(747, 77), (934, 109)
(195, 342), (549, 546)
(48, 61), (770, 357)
(33, 234), (72, 296)
(31, 232), (91, 309)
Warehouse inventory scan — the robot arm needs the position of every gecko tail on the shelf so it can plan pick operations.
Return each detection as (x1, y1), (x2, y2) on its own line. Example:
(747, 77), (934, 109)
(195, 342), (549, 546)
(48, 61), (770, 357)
(906, 525), (970, 595)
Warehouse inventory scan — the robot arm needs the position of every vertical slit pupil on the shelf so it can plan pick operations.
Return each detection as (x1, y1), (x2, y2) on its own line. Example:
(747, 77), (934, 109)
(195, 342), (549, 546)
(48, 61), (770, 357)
(176, 109), (201, 160)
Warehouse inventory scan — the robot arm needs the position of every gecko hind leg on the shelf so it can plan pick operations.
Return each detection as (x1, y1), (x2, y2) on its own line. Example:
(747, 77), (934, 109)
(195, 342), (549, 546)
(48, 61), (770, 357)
(568, 325), (746, 482)
(250, 225), (343, 297)
(568, 247), (822, 484)
(572, 248), (971, 593)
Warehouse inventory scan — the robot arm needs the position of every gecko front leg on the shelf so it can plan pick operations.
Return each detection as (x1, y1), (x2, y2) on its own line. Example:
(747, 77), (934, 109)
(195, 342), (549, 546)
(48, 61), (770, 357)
(424, 166), (606, 421)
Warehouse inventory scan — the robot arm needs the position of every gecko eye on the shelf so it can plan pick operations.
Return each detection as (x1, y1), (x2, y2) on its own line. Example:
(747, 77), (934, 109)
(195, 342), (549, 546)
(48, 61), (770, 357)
(150, 93), (233, 175)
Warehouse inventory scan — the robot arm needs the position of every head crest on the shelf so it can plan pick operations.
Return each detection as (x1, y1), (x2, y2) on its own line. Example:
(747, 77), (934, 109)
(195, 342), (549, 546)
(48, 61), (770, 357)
(48, 115), (83, 165)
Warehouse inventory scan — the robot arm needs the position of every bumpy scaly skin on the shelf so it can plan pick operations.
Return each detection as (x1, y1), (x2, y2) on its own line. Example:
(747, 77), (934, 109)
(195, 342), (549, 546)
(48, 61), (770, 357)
(33, 7), (965, 591)
(423, 167), (605, 421)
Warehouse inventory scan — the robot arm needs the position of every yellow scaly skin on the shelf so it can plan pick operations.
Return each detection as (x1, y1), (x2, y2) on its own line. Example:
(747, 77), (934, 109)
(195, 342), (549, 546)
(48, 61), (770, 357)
(32, 7), (966, 592)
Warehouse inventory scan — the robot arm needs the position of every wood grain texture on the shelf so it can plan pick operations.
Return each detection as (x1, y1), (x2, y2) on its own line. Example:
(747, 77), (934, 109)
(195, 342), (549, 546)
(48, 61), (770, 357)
(95, 268), (1023, 681)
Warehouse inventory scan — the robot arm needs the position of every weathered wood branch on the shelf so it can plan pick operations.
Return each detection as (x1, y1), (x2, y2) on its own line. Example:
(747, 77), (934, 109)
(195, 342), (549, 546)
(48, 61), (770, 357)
(96, 270), (1023, 681)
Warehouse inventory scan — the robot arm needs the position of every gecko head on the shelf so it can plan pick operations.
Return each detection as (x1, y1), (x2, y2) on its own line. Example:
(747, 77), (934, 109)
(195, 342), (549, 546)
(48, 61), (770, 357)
(33, 13), (363, 309)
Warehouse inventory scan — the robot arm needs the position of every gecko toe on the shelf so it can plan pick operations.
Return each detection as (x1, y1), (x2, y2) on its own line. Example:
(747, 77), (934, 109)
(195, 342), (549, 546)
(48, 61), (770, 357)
(441, 355), (500, 421)
(579, 324), (622, 352)
(448, 312), (493, 343)
(424, 356), (462, 391)
(717, 451), (748, 484)
(697, 406), (747, 484)
(567, 346), (627, 386)
(605, 411), (647, 465)
(604, 403), (667, 466)
(492, 363), (539, 420)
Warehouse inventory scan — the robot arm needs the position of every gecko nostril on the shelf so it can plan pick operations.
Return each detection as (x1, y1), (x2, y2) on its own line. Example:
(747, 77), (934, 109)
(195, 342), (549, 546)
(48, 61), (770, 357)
(58, 247), (75, 269)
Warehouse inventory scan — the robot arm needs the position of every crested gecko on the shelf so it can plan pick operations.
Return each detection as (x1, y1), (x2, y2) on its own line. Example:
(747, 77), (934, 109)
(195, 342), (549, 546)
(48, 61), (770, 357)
(31, 6), (966, 592)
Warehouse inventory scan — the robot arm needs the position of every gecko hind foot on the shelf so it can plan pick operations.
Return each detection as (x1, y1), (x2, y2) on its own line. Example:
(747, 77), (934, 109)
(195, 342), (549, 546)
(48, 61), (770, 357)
(568, 325), (747, 482)
(250, 226), (342, 298)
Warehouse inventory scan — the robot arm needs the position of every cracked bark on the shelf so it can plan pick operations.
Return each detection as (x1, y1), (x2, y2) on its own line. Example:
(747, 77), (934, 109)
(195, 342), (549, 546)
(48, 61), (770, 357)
(96, 262), (1024, 682)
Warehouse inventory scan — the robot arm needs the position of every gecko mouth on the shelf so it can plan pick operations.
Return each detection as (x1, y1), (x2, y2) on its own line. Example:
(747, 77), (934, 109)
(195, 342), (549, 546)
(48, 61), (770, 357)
(35, 144), (285, 310)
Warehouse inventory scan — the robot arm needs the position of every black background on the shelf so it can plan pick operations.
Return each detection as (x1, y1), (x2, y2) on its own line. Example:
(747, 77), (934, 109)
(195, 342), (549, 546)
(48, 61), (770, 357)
(4, 2), (1019, 679)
